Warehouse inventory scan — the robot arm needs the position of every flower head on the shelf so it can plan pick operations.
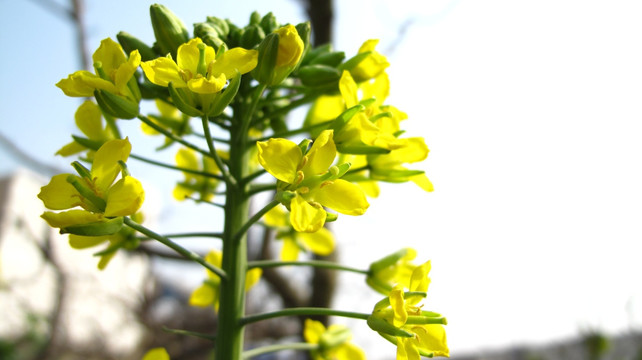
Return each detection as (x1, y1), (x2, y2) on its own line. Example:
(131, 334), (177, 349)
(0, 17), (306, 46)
(304, 319), (366, 360)
(56, 101), (116, 158)
(257, 130), (369, 232)
(141, 38), (257, 94)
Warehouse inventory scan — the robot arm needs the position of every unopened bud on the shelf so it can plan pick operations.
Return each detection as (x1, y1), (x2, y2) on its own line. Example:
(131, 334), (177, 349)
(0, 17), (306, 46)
(150, 4), (189, 59)
(117, 31), (156, 61)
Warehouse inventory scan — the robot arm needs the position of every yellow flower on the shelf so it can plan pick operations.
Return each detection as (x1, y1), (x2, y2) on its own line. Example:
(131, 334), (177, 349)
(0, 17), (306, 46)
(189, 249), (262, 310)
(367, 137), (434, 192)
(141, 100), (192, 148)
(172, 147), (222, 201)
(367, 248), (422, 295)
(275, 24), (304, 69)
(350, 39), (390, 82)
(256, 130), (369, 233)
(38, 138), (145, 269)
(141, 37), (257, 94)
(57, 38), (140, 99)
(142, 347), (170, 360)
(253, 24), (304, 85)
(264, 205), (334, 260)
(56, 101), (115, 158)
(304, 319), (366, 360)
(369, 265), (449, 359)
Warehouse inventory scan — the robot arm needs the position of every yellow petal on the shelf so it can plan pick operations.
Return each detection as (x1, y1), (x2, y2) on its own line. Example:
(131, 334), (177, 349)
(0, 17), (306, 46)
(142, 347), (170, 360)
(303, 130), (336, 176)
(351, 39), (390, 81)
(361, 72), (390, 107)
(177, 38), (212, 75)
(92, 138), (131, 193)
(172, 184), (192, 201)
(75, 101), (104, 140)
(187, 73), (226, 94)
(280, 236), (300, 261)
(357, 180), (380, 198)
(97, 251), (117, 270)
(104, 176), (145, 217)
(334, 112), (380, 147)
(189, 283), (216, 307)
(56, 71), (117, 97)
(305, 95), (344, 129)
(264, 205), (289, 227)
(256, 138), (301, 183)
(311, 179), (368, 216)
(245, 268), (262, 290)
(409, 261), (431, 294)
(92, 38), (127, 76)
(176, 147), (199, 172)
(397, 337), (421, 360)
(141, 56), (186, 88)
(274, 25), (304, 68)
(411, 174), (434, 192)
(290, 195), (326, 233)
(38, 174), (81, 210)
(298, 227), (334, 256)
(41, 210), (103, 228)
(68, 234), (110, 249)
(114, 50), (141, 92)
(389, 286), (407, 327)
(414, 324), (450, 357)
(210, 48), (258, 78)
(335, 343), (366, 360)
(303, 319), (326, 344)
(55, 141), (86, 157)
(339, 70), (359, 108)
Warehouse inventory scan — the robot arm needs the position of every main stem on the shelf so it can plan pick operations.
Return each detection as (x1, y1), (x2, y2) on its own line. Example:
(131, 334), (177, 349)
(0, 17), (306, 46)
(215, 83), (265, 360)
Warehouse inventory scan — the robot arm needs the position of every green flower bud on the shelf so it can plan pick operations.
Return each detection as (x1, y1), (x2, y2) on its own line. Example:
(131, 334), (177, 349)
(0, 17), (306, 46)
(240, 24), (265, 49)
(253, 25), (304, 86)
(206, 71), (241, 117)
(94, 89), (139, 119)
(150, 4), (189, 59)
(301, 43), (332, 67)
(297, 64), (341, 88)
(205, 16), (230, 37)
(116, 31), (156, 61)
(249, 11), (261, 26)
(194, 22), (227, 52)
(60, 217), (124, 236)
(309, 51), (346, 67)
(167, 82), (204, 117)
(259, 12), (278, 34)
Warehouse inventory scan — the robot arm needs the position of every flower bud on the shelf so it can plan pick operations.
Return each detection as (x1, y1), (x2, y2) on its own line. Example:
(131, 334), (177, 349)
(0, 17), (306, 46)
(253, 25), (304, 86)
(206, 71), (241, 117)
(60, 217), (124, 236)
(94, 89), (139, 119)
(194, 22), (227, 52)
(150, 4), (189, 59)
(117, 31), (156, 61)
(298, 64), (341, 88)
(167, 82), (204, 117)
(259, 12), (278, 34)
(240, 24), (266, 49)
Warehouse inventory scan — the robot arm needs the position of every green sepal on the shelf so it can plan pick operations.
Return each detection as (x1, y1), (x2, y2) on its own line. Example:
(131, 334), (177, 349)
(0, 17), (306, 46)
(127, 75), (142, 103)
(325, 212), (338, 222)
(339, 51), (372, 72)
(337, 144), (391, 155)
(371, 169), (425, 181)
(206, 71), (241, 117)
(300, 43), (332, 67)
(369, 248), (412, 274)
(310, 51), (345, 67)
(71, 135), (102, 151)
(116, 31), (156, 61)
(294, 22), (311, 70)
(329, 104), (364, 133)
(194, 22), (227, 52)
(367, 315), (414, 338)
(252, 32), (279, 85)
(297, 64), (341, 87)
(168, 82), (204, 117)
(240, 24), (265, 49)
(60, 216), (124, 236)
(259, 12), (278, 34)
(93, 90), (139, 119)
(139, 76), (169, 99)
(319, 326), (351, 350)
(369, 111), (392, 123)
(149, 4), (189, 58)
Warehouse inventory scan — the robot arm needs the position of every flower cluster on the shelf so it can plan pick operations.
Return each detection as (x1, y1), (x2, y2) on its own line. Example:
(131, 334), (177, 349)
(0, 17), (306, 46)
(39, 4), (446, 360)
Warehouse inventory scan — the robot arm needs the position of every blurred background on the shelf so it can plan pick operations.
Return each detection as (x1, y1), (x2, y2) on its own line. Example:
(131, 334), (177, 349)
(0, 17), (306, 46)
(1, 0), (642, 359)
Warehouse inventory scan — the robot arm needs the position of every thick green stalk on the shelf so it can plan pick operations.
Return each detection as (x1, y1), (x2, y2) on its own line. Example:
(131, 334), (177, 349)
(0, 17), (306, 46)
(215, 83), (266, 360)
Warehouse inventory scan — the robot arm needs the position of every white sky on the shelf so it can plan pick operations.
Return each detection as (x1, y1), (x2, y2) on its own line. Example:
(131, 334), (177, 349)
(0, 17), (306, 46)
(1, 0), (642, 358)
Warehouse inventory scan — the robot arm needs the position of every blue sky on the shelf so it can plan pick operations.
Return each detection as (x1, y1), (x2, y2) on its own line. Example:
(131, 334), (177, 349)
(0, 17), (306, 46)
(2, 0), (642, 357)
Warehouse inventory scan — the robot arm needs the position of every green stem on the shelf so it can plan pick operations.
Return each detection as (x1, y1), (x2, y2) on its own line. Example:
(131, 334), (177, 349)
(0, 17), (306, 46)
(243, 342), (317, 359)
(159, 232), (224, 239)
(240, 84), (267, 139)
(137, 115), (211, 157)
(123, 217), (227, 280)
(233, 199), (280, 243)
(248, 260), (369, 275)
(240, 307), (370, 326)
(202, 115), (237, 188)
(242, 169), (267, 185)
(251, 94), (317, 126)
(129, 153), (224, 180)
(247, 183), (276, 197)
